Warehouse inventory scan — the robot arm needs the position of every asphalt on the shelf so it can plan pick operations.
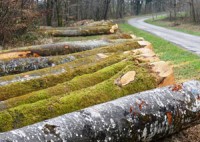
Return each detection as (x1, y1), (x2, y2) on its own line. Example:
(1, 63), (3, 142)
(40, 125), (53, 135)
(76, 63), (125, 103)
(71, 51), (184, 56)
(128, 16), (200, 55)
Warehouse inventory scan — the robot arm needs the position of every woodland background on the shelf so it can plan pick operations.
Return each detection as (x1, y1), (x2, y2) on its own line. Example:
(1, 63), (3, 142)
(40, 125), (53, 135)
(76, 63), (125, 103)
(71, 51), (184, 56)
(0, 0), (200, 46)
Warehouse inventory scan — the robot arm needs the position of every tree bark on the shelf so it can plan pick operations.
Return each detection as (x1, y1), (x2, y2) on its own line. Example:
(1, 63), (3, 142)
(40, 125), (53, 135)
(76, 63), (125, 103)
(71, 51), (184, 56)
(0, 60), (159, 132)
(0, 61), (128, 111)
(42, 24), (118, 37)
(46, 0), (53, 26)
(0, 38), (127, 60)
(0, 40), (140, 76)
(0, 80), (199, 141)
(0, 54), (126, 100)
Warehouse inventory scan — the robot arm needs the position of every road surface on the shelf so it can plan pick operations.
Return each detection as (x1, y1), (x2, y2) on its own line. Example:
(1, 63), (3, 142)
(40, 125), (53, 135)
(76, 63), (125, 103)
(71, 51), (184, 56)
(128, 16), (200, 55)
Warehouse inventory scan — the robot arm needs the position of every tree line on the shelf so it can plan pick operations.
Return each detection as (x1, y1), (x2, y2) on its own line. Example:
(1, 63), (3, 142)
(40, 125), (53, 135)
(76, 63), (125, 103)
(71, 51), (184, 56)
(0, 0), (199, 46)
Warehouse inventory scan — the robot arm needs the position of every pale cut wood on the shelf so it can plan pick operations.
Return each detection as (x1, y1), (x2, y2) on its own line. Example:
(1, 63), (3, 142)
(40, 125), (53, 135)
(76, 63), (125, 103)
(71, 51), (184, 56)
(149, 61), (175, 87)
(132, 48), (160, 63)
(115, 71), (136, 86)
(138, 41), (153, 50)
(130, 34), (137, 39)
(124, 48), (160, 63)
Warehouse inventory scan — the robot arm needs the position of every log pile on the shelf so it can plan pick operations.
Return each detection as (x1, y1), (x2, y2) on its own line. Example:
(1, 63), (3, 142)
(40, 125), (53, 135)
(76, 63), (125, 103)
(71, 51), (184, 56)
(40, 20), (119, 37)
(0, 20), (192, 142)
(0, 80), (199, 142)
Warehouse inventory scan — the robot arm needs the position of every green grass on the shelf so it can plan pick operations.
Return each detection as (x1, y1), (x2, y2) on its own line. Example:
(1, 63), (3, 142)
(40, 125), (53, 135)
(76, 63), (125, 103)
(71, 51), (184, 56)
(120, 23), (200, 82)
(145, 16), (200, 36)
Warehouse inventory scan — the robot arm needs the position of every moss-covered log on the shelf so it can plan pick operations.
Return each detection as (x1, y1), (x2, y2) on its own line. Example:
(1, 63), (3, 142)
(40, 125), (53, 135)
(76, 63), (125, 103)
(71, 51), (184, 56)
(42, 24), (118, 37)
(0, 61), (128, 111)
(0, 54), (126, 101)
(0, 62), (158, 132)
(0, 41), (140, 76)
(0, 41), (140, 84)
(0, 81), (199, 141)
(0, 39), (133, 60)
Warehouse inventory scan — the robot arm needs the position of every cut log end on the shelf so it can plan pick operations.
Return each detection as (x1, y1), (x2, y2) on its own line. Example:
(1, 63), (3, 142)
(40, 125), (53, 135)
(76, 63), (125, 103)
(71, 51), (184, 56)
(115, 71), (136, 86)
(130, 34), (137, 39)
(138, 41), (153, 50)
(132, 48), (160, 63)
(150, 61), (175, 87)
(110, 24), (118, 33)
(0, 51), (40, 60)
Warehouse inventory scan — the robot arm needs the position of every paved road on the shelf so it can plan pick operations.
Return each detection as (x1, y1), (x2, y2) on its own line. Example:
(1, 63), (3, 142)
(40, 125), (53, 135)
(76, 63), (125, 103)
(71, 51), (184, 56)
(128, 16), (200, 55)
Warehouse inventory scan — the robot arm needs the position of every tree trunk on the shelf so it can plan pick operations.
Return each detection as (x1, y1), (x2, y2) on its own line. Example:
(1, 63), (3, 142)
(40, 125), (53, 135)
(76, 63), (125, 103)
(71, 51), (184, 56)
(0, 54), (127, 100)
(0, 59), (159, 132)
(0, 38), (127, 60)
(103, 0), (111, 19)
(0, 39), (140, 76)
(191, 0), (197, 22)
(0, 80), (199, 141)
(46, 0), (53, 26)
(0, 61), (128, 111)
(0, 44), (175, 111)
(42, 24), (119, 37)
(55, 0), (63, 26)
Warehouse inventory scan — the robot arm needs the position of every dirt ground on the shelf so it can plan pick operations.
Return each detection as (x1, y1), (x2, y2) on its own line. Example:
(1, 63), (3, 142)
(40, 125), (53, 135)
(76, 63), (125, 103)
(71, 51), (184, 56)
(159, 124), (200, 142)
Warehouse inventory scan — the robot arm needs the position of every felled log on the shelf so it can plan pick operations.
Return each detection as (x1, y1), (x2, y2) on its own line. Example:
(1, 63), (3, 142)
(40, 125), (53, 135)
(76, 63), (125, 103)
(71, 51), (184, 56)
(42, 24), (118, 37)
(0, 54), (125, 100)
(0, 61), (128, 111)
(138, 41), (153, 50)
(0, 43), (175, 101)
(69, 19), (95, 27)
(0, 39), (131, 60)
(0, 61), (158, 131)
(130, 48), (175, 87)
(0, 40), (140, 76)
(0, 46), (175, 110)
(131, 48), (160, 63)
(0, 57), (74, 76)
(84, 20), (115, 27)
(0, 80), (199, 142)
(0, 41), (140, 84)
(101, 33), (143, 40)
(149, 61), (175, 87)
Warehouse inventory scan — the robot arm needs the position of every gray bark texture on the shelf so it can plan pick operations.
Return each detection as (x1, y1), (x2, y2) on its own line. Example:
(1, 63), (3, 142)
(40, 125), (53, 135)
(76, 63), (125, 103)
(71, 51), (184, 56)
(41, 24), (118, 37)
(0, 39), (125, 58)
(0, 80), (199, 142)
(0, 39), (136, 76)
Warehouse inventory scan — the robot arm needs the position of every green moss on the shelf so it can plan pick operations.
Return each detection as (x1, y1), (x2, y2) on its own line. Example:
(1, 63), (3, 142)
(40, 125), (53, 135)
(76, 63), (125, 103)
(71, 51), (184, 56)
(3, 61), (129, 110)
(0, 63), (157, 132)
(0, 111), (13, 132)
(0, 54), (126, 101)
(70, 40), (140, 58)
(0, 41), (140, 83)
